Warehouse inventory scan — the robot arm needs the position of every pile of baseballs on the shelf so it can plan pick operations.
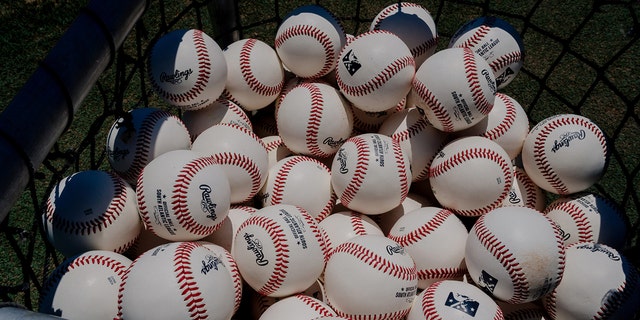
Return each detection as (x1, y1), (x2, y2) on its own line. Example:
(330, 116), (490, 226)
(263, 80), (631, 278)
(39, 2), (639, 320)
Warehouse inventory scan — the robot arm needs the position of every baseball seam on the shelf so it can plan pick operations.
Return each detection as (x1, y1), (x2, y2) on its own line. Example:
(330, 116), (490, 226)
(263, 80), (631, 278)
(413, 78), (455, 132)
(295, 294), (336, 317)
(240, 38), (284, 97)
(303, 83), (331, 158)
(339, 137), (370, 208)
(390, 115), (429, 143)
(174, 242), (208, 319)
(489, 51), (523, 74)
(545, 201), (594, 243)
(221, 248), (243, 312)
(371, 2), (426, 29)
(462, 47), (493, 116)
(350, 212), (369, 236)
(483, 93), (517, 141)
(387, 208), (451, 246)
(457, 25), (491, 49)
(331, 241), (417, 281)
(417, 267), (467, 281)
(248, 215), (290, 297)
(275, 25), (335, 79)
(211, 152), (263, 203)
(391, 139), (410, 203)
(297, 205), (331, 263)
(514, 168), (541, 209)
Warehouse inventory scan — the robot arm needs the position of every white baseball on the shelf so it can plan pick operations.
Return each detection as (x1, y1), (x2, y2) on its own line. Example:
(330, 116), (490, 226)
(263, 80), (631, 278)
(331, 133), (411, 215)
(198, 241), (243, 314)
(136, 149), (231, 241)
(406, 280), (505, 320)
(192, 123), (269, 203)
(502, 166), (546, 211)
(148, 29), (227, 110)
(223, 38), (284, 111)
(336, 30), (416, 112)
(543, 242), (640, 319)
(106, 107), (191, 184)
(370, 2), (438, 68)
(276, 82), (354, 158)
(378, 107), (449, 182)
(39, 250), (131, 319)
(201, 205), (256, 253)
(262, 135), (295, 170)
(449, 16), (525, 89)
(258, 155), (335, 222)
(319, 211), (384, 253)
(412, 47), (497, 132)
(42, 170), (141, 257)
(544, 192), (628, 249)
(233, 204), (329, 297)
(181, 98), (252, 140)
(117, 242), (236, 320)
(521, 113), (608, 195)
(456, 92), (530, 159)
(323, 234), (418, 319)
(388, 207), (469, 289)
(429, 136), (513, 216)
(465, 206), (566, 304)
(259, 294), (337, 320)
(275, 5), (346, 79)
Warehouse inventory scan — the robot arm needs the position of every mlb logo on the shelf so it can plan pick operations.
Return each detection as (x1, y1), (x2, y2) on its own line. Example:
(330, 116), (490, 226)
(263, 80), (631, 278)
(445, 291), (480, 317)
(342, 49), (361, 76)
(478, 270), (498, 293)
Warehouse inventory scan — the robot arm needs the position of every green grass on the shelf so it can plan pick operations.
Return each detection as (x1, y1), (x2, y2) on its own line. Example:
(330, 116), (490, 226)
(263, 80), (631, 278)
(1, 0), (639, 312)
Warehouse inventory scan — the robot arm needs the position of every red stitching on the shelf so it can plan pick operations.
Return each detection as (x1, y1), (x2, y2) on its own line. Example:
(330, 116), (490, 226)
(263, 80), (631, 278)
(371, 3), (427, 29)
(412, 78), (455, 132)
(417, 267), (467, 281)
(419, 280), (442, 319)
(545, 200), (593, 243)
(171, 156), (223, 237)
(269, 157), (304, 206)
(339, 137), (370, 208)
(211, 152), (263, 203)
(337, 40), (415, 97)
(331, 241), (416, 281)
(595, 253), (639, 319)
(244, 215), (290, 297)
(350, 212), (369, 236)
(489, 51), (523, 74)
(297, 205), (331, 263)
(275, 24), (335, 79)
(483, 93), (517, 141)
(293, 294), (336, 316)
(462, 47), (493, 116)
(150, 30), (212, 104)
(532, 115), (607, 195)
(457, 25), (491, 49)
(174, 242), (208, 319)
(301, 83), (331, 157)
(263, 136), (284, 152)
(474, 215), (530, 303)
(240, 38), (284, 97)
(514, 168), (541, 209)
(390, 115), (429, 143)
(220, 248), (243, 312)
(387, 208), (451, 246)
(411, 37), (438, 59)
(429, 147), (512, 216)
(335, 308), (410, 320)
(391, 139), (410, 203)
(45, 172), (131, 238)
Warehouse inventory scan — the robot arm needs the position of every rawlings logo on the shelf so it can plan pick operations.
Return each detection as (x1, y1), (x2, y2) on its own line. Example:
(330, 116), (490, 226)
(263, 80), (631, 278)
(199, 184), (218, 221)
(575, 243), (620, 261)
(323, 136), (346, 148)
(342, 49), (361, 76)
(201, 254), (223, 275)
(556, 225), (571, 241)
(160, 68), (193, 84)
(386, 244), (405, 256)
(336, 148), (348, 174)
(243, 233), (269, 266)
(481, 68), (497, 95)
(551, 130), (586, 153)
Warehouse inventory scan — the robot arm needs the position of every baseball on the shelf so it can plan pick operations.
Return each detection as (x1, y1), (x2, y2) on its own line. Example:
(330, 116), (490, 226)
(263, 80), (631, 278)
(39, 250), (132, 319)
(319, 210), (384, 253)
(330, 133), (411, 215)
(521, 113), (608, 195)
(544, 192), (628, 249)
(223, 38), (284, 111)
(429, 136), (513, 217)
(387, 207), (469, 289)
(378, 107), (449, 182)
(323, 234), (418, 319)
(191, 123), (269, 203)
(42, 170), (142, 257)
(181, 97), (252, 141)
(449, 16), (525, 90)
(456, 92), (530, 159)
(336, 30), (415, 112)
(406, 280), (505, 320)
(248, 279), (327, 319)
(465, 206), (566, 304)
(258, 294), (337, 320)
(412, 47), (497, 132)
(352, 99), (405, 134)
(372, 192), (432, 236)
(106, 107), (191, 184)
(148, 29), (227, 110)
(262, 135), (295, 170)
(201, 205), (256, 253)
(198, 241), (244, 314)
(258, 155), (335, 222)
(370, 2), (438, 68)
(275, 5), (346, 79)
(501, 166), (546, 211)
(276, 82), (354, 158)
(136, 149), (231, 241)
(233, 204), (329, 297)
(117, 241), (236, 320)
(543, 242), (640, 319)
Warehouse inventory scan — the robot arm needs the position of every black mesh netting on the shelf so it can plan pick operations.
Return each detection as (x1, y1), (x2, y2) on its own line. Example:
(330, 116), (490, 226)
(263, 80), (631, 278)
(1, 0), (639, 316)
